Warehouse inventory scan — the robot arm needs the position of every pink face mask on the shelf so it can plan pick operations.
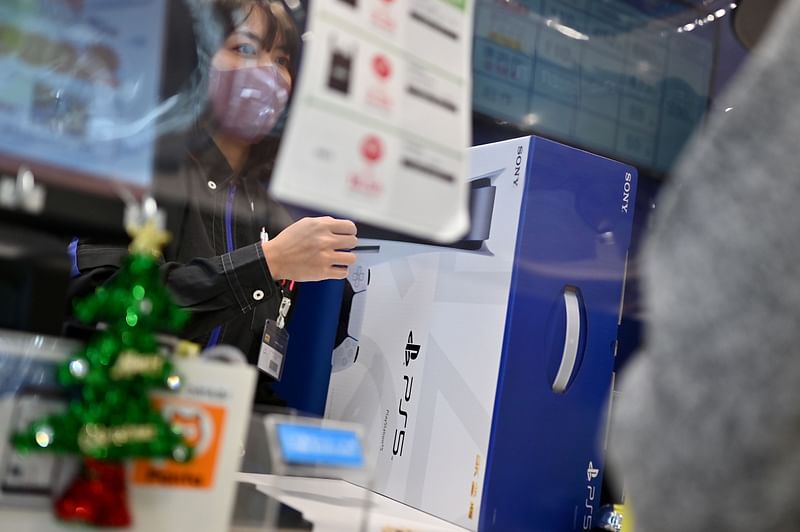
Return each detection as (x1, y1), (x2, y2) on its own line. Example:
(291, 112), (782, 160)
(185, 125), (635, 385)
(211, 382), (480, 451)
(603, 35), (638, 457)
(208, 63), (290, 143)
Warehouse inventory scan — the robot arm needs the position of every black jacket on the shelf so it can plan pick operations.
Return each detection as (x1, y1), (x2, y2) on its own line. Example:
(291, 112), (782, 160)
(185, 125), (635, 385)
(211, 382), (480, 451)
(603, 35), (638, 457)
(70, 136), (294, 383)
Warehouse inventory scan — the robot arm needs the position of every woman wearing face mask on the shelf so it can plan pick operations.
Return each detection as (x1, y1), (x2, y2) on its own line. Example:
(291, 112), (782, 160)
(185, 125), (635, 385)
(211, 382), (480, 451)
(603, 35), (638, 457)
(70, 0), (356, 404)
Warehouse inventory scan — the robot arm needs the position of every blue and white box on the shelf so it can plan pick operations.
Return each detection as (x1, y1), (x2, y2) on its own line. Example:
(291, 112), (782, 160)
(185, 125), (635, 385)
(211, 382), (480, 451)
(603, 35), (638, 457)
(325, 136), (637, 531)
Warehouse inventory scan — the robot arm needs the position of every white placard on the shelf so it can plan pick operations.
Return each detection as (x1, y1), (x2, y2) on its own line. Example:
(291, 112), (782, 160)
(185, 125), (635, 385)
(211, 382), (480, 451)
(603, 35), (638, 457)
(0, 329), (257, 532)
(270, 0), (474, 242)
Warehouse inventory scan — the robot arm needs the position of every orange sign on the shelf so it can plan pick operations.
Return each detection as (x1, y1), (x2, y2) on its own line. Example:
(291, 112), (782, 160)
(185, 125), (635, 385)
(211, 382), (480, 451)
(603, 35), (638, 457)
(132, 398), (226, 489)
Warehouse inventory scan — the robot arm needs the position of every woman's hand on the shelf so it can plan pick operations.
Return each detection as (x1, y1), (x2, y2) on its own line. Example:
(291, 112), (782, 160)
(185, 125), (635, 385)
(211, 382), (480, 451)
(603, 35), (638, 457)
(261, 217), (357, 281)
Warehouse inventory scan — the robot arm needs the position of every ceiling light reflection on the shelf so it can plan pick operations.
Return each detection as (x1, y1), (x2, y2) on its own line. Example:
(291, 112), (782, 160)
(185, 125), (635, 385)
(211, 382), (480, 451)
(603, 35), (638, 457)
(545, 18), (590, 41)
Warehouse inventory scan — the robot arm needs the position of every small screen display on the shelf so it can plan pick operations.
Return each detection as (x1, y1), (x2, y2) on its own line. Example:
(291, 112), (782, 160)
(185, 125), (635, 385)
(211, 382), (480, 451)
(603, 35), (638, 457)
(276, 423), (364, 468)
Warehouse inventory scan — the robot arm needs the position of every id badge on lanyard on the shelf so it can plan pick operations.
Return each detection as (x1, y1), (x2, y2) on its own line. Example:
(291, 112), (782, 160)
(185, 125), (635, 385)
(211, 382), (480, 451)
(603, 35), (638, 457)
(257, 228), (293, 380)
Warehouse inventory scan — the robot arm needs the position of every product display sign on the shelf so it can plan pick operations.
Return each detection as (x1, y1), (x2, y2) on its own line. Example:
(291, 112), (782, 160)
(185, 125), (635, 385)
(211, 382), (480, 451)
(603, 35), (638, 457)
(325, 136), (638, 531)
(270, 0), (475, 242)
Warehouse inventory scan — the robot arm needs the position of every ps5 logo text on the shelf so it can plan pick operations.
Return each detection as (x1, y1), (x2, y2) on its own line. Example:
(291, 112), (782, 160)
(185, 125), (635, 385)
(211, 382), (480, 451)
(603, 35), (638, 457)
(582, 461), (601, 530)
(392, 331), (421, 458)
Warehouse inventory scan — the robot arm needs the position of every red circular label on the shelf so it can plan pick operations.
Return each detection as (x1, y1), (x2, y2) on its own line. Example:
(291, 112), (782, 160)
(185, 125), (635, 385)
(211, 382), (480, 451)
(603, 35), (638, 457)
(372, 55), (391, 80)
(361, 135), (383, 163)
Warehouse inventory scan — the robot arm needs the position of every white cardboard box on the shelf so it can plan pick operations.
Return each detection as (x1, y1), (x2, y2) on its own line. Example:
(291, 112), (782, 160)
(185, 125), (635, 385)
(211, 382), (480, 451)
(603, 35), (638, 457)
(325, 136), (637, 531)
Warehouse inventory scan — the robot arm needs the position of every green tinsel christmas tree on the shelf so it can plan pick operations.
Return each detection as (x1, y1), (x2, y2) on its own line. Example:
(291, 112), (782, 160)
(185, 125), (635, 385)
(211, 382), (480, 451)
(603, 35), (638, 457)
(11, 220), (193, 527)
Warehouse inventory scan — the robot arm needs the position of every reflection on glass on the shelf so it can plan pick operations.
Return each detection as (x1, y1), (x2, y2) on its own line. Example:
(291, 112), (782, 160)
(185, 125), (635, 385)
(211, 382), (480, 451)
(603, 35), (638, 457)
(473, 0), (715, 173)
(0, 0), (170, 191)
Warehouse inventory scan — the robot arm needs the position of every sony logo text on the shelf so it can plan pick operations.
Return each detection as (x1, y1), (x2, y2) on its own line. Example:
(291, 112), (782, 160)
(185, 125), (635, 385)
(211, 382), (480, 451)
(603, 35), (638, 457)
(621, 172), (633, 213)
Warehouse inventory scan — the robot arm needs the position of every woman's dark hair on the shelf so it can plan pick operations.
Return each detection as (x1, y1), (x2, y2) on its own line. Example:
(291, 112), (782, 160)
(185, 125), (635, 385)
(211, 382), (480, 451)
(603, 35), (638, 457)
(213, 0), (301, 80)
(156, 0), (302, 178)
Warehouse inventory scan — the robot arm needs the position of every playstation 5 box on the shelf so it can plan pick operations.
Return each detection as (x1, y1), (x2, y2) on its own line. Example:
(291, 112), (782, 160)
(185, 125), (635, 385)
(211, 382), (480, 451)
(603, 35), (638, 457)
(325, 136), (637, 531)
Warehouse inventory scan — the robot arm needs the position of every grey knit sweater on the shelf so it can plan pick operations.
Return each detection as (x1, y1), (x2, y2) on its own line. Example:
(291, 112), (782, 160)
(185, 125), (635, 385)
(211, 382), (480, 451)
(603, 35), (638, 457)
(610, 2), (800, 531)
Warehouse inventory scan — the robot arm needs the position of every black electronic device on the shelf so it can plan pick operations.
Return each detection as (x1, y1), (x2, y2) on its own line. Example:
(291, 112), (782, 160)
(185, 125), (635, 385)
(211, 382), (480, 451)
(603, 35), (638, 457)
(327, 44), (354, 95)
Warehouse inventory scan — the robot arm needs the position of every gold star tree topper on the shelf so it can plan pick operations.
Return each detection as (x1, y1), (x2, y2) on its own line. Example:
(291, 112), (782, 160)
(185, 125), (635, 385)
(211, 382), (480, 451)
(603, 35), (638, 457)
(127, 220), (171, 257)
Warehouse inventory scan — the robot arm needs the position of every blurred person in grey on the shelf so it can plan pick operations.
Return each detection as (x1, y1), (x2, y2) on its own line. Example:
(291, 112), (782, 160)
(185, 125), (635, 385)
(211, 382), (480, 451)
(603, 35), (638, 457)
(610, 1), (800, 530)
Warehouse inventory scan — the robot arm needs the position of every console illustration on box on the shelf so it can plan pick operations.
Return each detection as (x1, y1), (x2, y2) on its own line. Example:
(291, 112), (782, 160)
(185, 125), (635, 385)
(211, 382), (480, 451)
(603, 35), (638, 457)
(331, 264), (369, 373)
(325, 136), (638, 531)
(331, 171), (502, 374)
